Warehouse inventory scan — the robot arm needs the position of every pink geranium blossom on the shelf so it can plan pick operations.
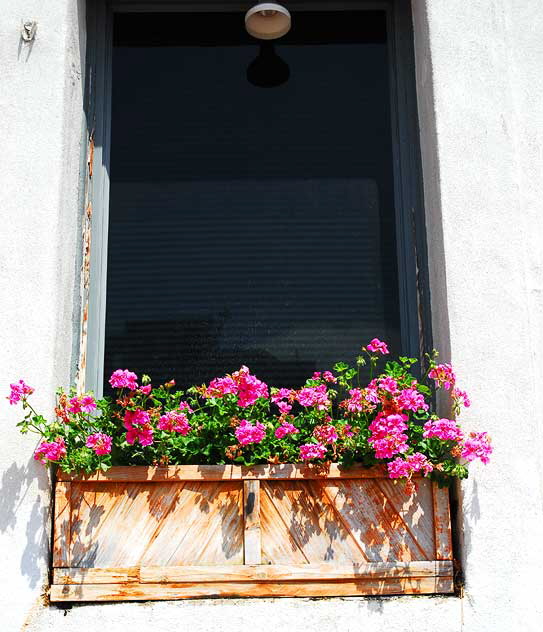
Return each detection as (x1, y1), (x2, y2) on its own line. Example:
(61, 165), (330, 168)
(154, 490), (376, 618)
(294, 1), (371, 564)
(157, 411), (190, 435)
(299, 443), (327, 460)
(387, 452), (433, 479)
(423, 418), (463, 442)
(34, 438), (66, 464)
(204, 367), (268, 408)
(322, 371), (337, 383)
(397, 388), (428, 412)
(461, 432), (492, 464)
(428, 363), (456, 390)
(86, 433), (112, 455)
(377, 376), (400, 395)
(8, 380), (34, 405)
(139, 385), (152, 395)
(235, 419), (266, 445)
(368, 413), (409, 459)
(274, 421), (298, 439)
(178, 401), (194, 413)
(452, 388), (471, 408)
(296, 384), (330, 410)
(313, 424), (339, 444)
(109, 369), (138, 390)
(366, 338), (389, 354)
(271, 389), (293, 414)
(123, 409), (154, 446)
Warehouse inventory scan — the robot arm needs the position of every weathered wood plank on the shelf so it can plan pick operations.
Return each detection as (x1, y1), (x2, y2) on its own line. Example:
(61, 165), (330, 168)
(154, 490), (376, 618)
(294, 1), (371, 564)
(53, 567), (140, 585)
(141, 560), (454, 583)
(324, 480), (430, 562)
(58, 464), (403, 482)
(261, 481), (369, 564)
(53, 481), (71, 567)
(50, 575), (455, 601)
(432, 483), (453, 560)
(243, 480), (261, 565)
(54, 561), (453, 584)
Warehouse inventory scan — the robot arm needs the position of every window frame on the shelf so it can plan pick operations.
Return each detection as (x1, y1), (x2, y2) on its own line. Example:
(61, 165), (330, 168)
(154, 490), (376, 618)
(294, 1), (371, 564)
(83, 0), (431, 395)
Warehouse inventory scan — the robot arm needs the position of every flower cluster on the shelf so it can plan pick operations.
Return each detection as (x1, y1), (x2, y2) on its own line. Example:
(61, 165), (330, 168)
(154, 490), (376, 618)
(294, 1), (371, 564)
(9, 340), (492, 488)
(234, 420), (266, 446)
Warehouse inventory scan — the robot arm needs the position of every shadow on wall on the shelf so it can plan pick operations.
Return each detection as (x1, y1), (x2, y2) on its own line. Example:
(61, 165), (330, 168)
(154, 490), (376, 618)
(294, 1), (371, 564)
(0, 460), (51, 589)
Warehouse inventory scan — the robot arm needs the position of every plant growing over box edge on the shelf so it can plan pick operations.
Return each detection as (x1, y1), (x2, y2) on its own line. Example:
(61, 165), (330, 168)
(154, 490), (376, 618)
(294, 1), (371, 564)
(8, 339), (492, 491)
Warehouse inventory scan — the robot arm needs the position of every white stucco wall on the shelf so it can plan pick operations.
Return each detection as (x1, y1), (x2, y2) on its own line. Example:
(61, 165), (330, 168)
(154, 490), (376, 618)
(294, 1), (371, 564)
(1, 1), (543, 630)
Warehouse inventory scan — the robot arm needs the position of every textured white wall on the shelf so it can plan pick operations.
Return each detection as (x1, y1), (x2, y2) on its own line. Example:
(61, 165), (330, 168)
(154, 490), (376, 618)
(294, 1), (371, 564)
(1, 1), (542, 631)
(0, 1), (85, 630)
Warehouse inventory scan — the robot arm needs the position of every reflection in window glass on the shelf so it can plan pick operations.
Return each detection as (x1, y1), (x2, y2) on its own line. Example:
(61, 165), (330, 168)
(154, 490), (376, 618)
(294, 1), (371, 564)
(105, 11), (400, 391)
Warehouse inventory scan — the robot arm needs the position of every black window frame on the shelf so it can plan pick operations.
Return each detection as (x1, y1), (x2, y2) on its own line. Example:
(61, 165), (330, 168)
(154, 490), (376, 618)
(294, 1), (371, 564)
(83, 0), (431, 395)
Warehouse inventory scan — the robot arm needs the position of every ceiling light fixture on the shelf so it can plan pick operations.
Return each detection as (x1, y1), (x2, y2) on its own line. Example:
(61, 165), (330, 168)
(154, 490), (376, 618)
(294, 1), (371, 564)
(244, 3), (291, 40)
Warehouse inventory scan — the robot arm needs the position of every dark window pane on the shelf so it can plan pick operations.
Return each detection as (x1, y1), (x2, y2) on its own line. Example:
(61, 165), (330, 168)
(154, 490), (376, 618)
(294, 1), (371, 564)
(105, 11), (401, 391)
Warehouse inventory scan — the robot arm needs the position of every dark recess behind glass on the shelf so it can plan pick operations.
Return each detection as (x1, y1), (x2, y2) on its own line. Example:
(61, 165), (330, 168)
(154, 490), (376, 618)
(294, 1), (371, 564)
(104, 11), (401, 392)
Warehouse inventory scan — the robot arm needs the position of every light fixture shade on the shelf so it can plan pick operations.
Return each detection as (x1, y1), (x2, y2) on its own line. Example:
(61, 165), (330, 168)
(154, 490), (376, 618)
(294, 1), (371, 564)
(245, 3), (291, 40)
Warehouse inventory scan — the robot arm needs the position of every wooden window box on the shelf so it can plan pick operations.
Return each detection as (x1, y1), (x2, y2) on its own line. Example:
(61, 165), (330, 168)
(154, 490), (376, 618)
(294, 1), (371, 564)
(50, 464), (454, 601)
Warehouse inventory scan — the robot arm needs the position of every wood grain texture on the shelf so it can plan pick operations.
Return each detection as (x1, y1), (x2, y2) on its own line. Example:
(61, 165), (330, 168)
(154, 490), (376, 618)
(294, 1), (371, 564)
(243, 480), (261, 565)
(57, 464), (396, 482)
(54, 561), (453, 585)
(432, 483), (453, 560)
(53, 481), (71, 567)
(52, 467), (453, 601)
(50, 575), (454, 601)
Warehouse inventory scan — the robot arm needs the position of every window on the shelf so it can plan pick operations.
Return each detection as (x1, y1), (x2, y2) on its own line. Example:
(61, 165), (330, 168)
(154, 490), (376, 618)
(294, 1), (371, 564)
(85, 1), (429, 395)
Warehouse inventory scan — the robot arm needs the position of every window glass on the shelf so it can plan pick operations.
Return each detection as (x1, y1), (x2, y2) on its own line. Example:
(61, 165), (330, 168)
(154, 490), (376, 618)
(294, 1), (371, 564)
(105, 11), (400, 391)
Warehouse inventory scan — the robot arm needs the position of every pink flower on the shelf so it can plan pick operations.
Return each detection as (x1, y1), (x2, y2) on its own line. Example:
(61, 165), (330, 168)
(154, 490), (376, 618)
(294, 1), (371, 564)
(461, 432), (492, 464)
(311, 372), (322, 380)
(205, 376), (237, 398)
(387, 452), (433, 479)
(126, 424), (154, 447)
(204, 367), (268, 408)
(296, 384), (330, 411)
(68, 395), (97, 414)
(423, 418), (463, 442)
(322, 371), (337, 383)
(81, 395), (97, 413)
(86, 433), (112, 455)
(397, 388), (428, 412)
(109, 369), (138, 390)
(235, 419), (266, 445)
(67, 396), (82, 413)
(377, 377), (399, 395)
(428, 364), (456, 390)
(271, 389), (293, 414)
(233, 367), (269, 408)
(452, 388), (471, 408)
(313, 424), (339, 444)
(366, 338), (389, 354)
(34, 438), (66, 464)
(368, 413), (409, 459)
(123, 409), (151, 429)
(178, 401), (194, 413)
(139, 385), (152, 395)
(124, 409), (154, 446)
(157, 411), (190, 435)
(274, 422), (298, 439)
(7, 380), (34, 405)
(299, 443), (327, 460)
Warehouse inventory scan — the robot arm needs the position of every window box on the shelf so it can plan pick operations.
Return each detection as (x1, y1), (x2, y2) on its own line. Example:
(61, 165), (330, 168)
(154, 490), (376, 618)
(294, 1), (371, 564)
(51, 463), (453, 601)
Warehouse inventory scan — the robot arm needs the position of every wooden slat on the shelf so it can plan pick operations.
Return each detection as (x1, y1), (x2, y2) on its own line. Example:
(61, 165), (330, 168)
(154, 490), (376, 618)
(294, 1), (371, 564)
(53, 481), (71, 567)
(142, 560), (453, 583)
(243, 480), (261, 565)
(54, 561), (453, 585)
(432, 483), (453, 560)
(57, 463), (403, 482)
(50, 576), (455, 601)
(53, 567), (140, 584)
